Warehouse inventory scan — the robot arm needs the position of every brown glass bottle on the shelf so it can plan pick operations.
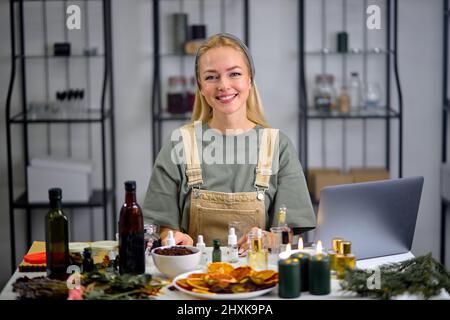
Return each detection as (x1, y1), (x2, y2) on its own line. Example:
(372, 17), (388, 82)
(119, 181), (145, 274)
(45, 188), (70, 280)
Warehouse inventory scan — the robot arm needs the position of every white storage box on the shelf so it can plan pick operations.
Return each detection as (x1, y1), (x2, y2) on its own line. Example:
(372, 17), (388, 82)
(27, 157), (93, 203)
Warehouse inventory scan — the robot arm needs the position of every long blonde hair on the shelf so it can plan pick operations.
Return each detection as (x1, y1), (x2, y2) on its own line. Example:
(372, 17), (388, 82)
(191, 34), (269, 128)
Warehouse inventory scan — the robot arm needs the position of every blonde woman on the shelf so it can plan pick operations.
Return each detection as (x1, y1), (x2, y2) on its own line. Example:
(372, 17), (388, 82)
(143, 33), (315, 251)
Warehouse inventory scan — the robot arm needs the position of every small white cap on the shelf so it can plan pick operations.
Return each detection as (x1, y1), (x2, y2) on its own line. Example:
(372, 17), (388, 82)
(196, 235), (205, 249)
(108, 250), (117, 260)
(257, 228), (263, 239)
(228, 227), (237, 245)
(167, 230), (175, 246)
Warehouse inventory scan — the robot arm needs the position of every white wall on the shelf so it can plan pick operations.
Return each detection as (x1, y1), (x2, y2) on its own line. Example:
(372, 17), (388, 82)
(0, 0), (447, 288)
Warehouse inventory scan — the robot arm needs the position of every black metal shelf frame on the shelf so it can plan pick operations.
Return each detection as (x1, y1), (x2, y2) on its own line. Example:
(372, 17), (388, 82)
(5, 0), (117, 273)
(298, 0), (403, 185)
(441, 0), (449, 265)
(150, 0), (250, 162)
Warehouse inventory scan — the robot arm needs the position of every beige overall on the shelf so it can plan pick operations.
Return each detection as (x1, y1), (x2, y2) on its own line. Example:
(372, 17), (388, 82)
(180, 122), (279, 246)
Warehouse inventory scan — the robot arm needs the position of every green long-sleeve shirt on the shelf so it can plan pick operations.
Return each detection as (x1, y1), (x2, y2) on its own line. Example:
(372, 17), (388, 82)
(143, 122), (316, 233)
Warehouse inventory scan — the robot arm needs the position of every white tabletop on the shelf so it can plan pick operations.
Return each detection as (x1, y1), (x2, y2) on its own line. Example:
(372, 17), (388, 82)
(1, 248), (448, 300)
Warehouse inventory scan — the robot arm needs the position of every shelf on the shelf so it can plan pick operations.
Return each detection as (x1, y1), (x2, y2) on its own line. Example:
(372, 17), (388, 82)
(10, 108), (111, 124)
(305, 49), (392, 56)
(443, 197), (450, 206)
(15, 54), (104, 60)
(158, 53), (196, 58)
(302, 107), (400, 119)
(155, 112), (192, 121)
(14, 0), (102, 2)
(13, 189), (114, 209)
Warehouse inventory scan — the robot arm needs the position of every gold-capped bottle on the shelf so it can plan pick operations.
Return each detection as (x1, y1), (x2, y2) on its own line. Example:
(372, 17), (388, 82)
(45, 188), (69, 280)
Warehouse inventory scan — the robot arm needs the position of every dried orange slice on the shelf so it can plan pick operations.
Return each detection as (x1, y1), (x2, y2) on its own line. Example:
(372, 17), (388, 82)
(207, 262), (234, 275)
(230, 283), (250, 293)
(175, 279), (191, 290)
(251, 270), (278, 285)
(204, 273), (236, 285)
(187, 273), (207, 279)
(186, 278), (210, 291)
(192, 288), (214, 294)
(231, 266), (254, 281)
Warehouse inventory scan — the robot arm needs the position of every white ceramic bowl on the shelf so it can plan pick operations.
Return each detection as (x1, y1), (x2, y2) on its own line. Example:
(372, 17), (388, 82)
(151, 245), (201, 278)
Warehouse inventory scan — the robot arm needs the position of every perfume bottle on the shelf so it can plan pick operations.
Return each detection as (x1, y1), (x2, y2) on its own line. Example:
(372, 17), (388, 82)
(335, 240), (356, 279)
(247, 229), (268, 270)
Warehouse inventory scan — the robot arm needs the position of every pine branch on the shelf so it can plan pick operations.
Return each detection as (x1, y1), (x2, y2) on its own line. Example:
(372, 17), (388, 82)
(340, 253), (450, 299)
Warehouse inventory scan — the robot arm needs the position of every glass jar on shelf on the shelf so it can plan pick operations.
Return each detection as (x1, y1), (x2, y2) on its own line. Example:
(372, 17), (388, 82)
(186, 76), (196, 113)
(313, 74), (337, 113)
(364, 82), (382, 109)
(167, 76), (187, 114)
(338, 85), (350, 114)
(348, 72), (363, 111)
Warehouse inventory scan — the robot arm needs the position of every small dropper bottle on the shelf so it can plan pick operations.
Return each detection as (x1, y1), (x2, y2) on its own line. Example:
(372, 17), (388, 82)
(212, 239), (222, 262)
(166, 230), (175, 246)
(196, 235), (208, 265)
(227, 228), (239, 263)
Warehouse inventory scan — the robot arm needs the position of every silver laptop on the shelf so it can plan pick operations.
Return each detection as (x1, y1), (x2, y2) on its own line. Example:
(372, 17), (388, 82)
(313, 176), (424, 260)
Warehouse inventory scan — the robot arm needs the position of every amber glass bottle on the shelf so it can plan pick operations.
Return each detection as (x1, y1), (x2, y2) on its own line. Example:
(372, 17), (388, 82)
(119, 181), (145, 274)
(45, 188), (69, 279)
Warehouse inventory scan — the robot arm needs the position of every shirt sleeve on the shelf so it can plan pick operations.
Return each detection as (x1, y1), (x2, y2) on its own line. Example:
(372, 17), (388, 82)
(271, 131), (316, 233)
(142, 134), (183, 231)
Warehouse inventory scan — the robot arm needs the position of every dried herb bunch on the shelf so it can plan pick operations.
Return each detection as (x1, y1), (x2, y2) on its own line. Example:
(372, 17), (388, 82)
(81, 271), (167, 300)
(340, 253), (450, 299)
(13, 277), (68, 300)
(12, 271), (168, 300)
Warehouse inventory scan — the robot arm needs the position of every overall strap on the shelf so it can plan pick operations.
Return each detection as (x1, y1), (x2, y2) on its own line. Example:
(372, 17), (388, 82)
(179, 121), (203, 187)
(255, 128), (279, 189)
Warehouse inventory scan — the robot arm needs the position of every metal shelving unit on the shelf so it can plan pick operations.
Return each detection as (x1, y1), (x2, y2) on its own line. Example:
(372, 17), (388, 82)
(298, 0), (403, 204)
(151, 0), (250, 162)
(5, 0), (116, 273)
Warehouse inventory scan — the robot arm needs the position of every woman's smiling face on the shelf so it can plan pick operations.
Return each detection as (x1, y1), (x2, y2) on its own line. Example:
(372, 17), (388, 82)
(198, 46), (252, 117)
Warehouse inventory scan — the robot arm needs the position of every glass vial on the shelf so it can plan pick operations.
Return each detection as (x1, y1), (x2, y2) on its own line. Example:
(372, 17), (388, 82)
(227, 228), (239, 263)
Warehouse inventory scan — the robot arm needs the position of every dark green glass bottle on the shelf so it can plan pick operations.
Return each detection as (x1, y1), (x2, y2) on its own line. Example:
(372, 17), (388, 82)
(45, 188), (69, 280)
(212, 239), (222, 262)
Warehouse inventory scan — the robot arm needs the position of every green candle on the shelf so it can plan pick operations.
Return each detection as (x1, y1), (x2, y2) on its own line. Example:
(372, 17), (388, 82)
(309, 241), (331, 295)
(278, 258), (300, 298)
(290, 252), (310, 292)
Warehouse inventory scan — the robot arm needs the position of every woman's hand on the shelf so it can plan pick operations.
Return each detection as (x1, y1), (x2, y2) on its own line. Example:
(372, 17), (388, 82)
(160, 227), (194, 246)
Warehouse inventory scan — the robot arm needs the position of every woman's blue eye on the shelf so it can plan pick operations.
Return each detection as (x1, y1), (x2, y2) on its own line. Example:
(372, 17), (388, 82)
(205, 75), (216, 80)
(230, 72), (241, 77)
